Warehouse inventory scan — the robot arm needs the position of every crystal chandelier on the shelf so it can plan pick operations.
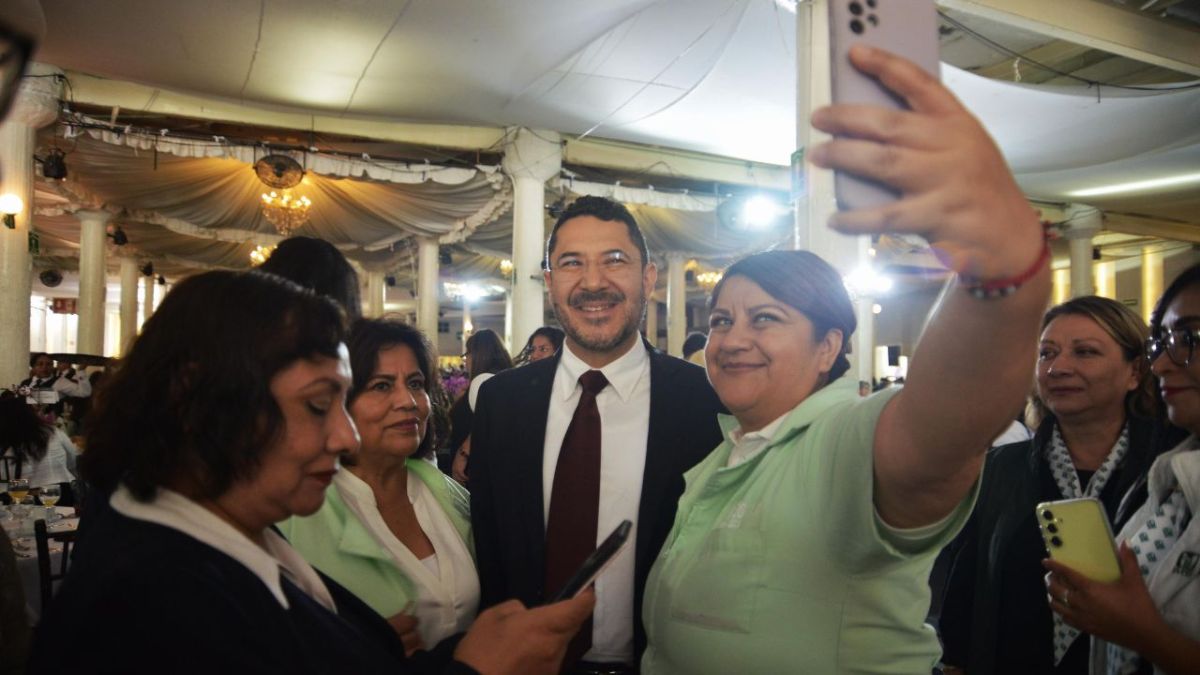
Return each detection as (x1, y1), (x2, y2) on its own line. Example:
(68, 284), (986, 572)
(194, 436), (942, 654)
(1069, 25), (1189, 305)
(260, 190), (312, 236)
(695, 271), (723, 292)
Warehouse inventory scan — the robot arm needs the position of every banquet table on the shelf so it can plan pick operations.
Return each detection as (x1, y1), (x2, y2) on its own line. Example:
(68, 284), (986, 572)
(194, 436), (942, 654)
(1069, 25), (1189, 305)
(3, 507), (79, 623)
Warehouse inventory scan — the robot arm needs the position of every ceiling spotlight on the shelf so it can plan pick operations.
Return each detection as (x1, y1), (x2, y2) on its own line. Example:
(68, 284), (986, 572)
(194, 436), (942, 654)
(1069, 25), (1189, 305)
(385, 275), (397, 287)
(844, 265), (893, 297)
(156, 274), (166, 286)
(0, 193), (22, 229)
(107, 225), (128, 246)
(741, 195), (786, 228)
(42, 148), (67, 180)
(140, 262), (154, 277)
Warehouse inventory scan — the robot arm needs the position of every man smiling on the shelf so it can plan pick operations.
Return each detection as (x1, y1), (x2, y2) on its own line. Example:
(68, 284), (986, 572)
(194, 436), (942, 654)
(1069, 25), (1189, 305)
(469, 196), (724, 673)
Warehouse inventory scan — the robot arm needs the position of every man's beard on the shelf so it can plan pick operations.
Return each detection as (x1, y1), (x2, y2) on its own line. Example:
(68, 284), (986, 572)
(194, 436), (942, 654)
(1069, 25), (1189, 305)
(552, 286), (646, 354)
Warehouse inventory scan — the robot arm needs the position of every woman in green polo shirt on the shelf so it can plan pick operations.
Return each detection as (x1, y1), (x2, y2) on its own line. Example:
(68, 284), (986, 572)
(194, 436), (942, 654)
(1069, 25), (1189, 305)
(641, 46), (1050, 674)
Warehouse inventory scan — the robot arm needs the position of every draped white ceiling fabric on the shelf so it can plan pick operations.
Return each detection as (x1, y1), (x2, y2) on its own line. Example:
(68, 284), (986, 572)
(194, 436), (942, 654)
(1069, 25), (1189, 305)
(25, 0), (1200, 294)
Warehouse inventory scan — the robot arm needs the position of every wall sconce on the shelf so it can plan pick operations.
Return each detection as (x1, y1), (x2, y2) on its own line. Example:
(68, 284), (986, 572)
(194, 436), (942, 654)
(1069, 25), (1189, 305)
(0, 193), (22, 229)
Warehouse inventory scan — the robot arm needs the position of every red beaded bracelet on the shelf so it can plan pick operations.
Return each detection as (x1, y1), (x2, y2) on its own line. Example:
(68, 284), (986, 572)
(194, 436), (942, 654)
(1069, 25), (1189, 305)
(960, 234), (1051, 300)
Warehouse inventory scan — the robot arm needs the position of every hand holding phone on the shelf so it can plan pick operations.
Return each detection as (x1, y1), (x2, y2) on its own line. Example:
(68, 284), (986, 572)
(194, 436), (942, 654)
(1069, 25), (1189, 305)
(550, 520), (632, 602)
(1036, 497), (1121, 583)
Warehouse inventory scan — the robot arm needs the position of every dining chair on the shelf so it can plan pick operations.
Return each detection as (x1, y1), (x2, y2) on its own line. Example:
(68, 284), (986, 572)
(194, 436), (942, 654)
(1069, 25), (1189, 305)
(33, 518), (75, 612)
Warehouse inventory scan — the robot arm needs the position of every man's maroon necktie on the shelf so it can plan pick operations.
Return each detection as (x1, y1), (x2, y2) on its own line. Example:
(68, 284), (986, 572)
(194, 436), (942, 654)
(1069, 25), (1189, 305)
(545, 369), (609, 666)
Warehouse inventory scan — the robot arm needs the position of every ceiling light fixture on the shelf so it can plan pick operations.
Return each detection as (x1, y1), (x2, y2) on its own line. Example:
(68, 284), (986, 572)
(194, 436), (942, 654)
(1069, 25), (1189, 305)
(1067, 172), (1200, 198)
(42, 148), (67, 180)
(260, 190), (312, 236)
(249, 244), (276, 266)
(741, 195), (787, 228)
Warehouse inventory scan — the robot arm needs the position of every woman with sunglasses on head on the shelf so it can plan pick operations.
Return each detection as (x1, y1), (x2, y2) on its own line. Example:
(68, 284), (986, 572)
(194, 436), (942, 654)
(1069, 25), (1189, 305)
(1046, 265), (1200, 675)
(939, 296), (1182, 675)
(30, 271), (592, 675)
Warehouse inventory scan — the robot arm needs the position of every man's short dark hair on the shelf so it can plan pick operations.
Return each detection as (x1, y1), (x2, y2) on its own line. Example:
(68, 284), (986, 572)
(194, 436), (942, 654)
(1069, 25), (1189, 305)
(545, 196), (649, 269)
(29, 352), (49, 368)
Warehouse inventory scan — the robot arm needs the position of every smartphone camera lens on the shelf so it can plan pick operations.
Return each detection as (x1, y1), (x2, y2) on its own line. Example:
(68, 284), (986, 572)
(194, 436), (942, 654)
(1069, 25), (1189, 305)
(1041, 509), (1054, 521)
(866, 0), (877, 6)
(1047, 523), (1058, 534)
(849, 1), (863, 15)
(1050, 536), (1063, 548)
(868, 14), (879, 27)
(850, 18), (864, 34)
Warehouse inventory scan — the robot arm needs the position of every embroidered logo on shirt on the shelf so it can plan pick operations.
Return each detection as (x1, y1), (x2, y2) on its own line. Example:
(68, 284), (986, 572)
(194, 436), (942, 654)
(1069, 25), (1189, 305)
(1175, 551), (1199, 578)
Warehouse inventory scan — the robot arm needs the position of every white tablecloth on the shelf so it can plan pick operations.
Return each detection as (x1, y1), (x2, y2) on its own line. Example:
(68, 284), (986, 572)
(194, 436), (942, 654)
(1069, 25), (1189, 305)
(5, 508), (79, 623)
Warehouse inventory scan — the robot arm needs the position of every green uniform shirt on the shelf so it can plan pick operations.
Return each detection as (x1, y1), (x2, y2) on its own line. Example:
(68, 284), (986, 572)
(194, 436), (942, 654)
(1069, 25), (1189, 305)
(642, 380), (978, 674)
(277, 458), (473, 619)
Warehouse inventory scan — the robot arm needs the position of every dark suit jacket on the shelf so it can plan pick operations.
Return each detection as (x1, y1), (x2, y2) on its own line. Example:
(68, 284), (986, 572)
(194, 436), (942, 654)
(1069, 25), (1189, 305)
(469, 344), (725, 659)
(31, 505), (474, 675)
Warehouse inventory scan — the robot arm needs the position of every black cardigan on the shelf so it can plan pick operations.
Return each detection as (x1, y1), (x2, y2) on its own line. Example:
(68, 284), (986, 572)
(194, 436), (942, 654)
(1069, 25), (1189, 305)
(30, 506), (476, 675)
(938, 415), (1182, 674)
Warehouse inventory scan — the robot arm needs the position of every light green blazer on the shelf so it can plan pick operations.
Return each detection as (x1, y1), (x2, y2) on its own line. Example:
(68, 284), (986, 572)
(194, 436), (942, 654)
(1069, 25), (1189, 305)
(278, 459), (474, 619)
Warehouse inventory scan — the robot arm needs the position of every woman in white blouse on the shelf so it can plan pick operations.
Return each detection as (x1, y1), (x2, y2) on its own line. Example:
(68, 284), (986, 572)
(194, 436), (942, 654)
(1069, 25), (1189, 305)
(0, 392), (78, 493)
(281, 319), (478, 655)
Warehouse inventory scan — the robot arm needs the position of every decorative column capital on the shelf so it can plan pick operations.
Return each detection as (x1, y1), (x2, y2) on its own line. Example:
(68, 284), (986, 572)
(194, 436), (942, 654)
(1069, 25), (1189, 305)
(9, 64), (62, 130)
(501, 127), (562, 183)
(76, 209), (113, 227)
(1061, 203), (1103, 240)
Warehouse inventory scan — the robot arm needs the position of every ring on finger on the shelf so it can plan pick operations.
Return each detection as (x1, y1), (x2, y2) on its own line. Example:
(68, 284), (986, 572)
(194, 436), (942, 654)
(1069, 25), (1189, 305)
(1061, 588), (1070, 608)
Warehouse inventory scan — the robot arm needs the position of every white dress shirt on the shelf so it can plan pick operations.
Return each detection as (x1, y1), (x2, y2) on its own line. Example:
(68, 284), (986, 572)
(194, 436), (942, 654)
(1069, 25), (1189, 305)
(111, 485), (336, 612)
(25, 371), (92, 404)
(335, 469), (479, 647)
(543, 340), (650, 664)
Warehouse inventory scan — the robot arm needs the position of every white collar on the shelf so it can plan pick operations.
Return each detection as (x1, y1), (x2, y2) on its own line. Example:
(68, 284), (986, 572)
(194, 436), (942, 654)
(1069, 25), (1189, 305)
(556, 339), (649, 404)
(111, 485), (336, 612)
(726, 410), (791, 447)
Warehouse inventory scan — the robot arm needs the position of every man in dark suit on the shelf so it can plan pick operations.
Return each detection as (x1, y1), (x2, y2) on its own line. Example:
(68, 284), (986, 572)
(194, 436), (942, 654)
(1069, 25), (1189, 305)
(470, 196), (724, 672)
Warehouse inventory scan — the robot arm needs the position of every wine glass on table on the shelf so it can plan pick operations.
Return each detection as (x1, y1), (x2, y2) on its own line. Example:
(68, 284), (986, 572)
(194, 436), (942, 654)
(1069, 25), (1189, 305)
(8, 479), (29, 505)
(40, 484), (61, 521)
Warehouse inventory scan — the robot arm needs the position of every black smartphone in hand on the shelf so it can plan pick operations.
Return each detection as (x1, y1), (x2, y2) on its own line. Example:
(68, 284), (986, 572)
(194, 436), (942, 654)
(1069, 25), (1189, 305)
(550, 520), (633, 603)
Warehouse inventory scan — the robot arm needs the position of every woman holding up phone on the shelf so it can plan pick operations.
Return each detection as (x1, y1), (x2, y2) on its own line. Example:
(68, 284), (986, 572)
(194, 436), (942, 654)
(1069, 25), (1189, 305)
(1046, 265), (1200, 675)
(639, 45), (1049, 674)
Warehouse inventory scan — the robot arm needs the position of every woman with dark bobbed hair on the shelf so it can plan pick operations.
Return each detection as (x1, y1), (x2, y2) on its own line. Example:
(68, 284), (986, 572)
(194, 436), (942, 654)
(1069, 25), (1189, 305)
(940, 296), (1181, 675)
(30, 271), (591, 675)
(281, 319), (478, 656)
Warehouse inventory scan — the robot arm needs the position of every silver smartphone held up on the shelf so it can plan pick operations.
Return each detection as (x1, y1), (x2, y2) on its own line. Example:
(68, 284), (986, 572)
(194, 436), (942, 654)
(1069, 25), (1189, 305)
(828, 0), (940, 211)
(550, 520), (633, 602)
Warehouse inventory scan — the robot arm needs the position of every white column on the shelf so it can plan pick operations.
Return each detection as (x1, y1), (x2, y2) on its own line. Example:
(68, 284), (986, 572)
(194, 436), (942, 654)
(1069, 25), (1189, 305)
(416, 237), (439, 337)
(0, 66), (59, 386)
(645, 298), (659, 350)
(462, 301), (473, 338)
(76, 209), (111, 355)
(118, 256), (139, 354)
(666, 254), (688, 357)
(365, 270), (386, 318)
(794, 1), (873, 379)
(1065, 204), (1102, 299)
(1141, 248), (1163, 324)
(502, 128), (561, 358)
(142, 272), (157, 324)
(504, 290), (514, 356)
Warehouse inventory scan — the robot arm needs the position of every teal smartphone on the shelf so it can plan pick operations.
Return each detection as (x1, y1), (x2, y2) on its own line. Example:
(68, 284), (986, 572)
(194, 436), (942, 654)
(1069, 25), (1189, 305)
(1035, 497), (1121, 583)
